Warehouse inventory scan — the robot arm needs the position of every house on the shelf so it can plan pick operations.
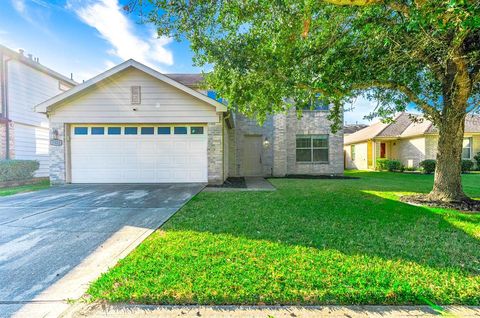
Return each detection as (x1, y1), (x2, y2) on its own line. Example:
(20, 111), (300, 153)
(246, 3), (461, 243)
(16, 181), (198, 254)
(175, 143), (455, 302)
(344, 112), (480, 170)
(0, 44), (76, 176)
(35, 59), (343, 184)
(344, 124), (368, 136)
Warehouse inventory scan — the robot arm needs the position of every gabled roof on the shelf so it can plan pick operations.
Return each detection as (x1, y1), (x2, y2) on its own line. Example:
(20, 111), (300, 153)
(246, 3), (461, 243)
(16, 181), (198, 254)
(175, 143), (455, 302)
(344, 124), (368, 135)
(165, 74), (204, 88)
(345, 112), (480, 145)
(0, 44), (76, 86)
(35, 59), (227, 113)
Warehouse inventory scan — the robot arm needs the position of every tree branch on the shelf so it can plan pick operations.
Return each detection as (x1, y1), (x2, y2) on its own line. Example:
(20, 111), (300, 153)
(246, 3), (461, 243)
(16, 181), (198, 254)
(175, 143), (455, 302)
(350, 81), (441, 120)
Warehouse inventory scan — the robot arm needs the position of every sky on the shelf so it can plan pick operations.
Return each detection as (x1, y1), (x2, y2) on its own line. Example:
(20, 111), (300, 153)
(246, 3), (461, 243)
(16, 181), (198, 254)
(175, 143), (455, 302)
(0, 0), (388, 124)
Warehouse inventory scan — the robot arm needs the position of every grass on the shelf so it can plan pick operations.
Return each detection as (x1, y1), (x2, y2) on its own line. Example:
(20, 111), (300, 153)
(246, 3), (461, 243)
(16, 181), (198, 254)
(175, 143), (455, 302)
(88, 171), (480, 305)
(0, 179), (49, 196)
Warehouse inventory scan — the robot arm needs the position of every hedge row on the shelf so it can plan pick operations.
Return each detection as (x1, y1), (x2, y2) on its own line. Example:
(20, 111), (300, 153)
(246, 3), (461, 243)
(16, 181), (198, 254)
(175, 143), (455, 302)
(0, 160), (40, 182)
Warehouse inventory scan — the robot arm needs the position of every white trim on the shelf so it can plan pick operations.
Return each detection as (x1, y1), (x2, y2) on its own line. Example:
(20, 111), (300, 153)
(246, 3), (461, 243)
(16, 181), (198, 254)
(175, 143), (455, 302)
(34, 59), (227, 113)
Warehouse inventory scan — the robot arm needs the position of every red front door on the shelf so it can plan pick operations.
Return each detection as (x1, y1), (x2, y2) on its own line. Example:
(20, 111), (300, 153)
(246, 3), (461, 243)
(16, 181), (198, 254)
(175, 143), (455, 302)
(380, 143), (386, 158)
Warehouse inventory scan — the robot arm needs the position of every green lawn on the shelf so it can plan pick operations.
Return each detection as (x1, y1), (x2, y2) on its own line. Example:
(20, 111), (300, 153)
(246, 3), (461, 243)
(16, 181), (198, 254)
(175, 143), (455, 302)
(0, 180), (49, 196)
(88, 171), (480, 305)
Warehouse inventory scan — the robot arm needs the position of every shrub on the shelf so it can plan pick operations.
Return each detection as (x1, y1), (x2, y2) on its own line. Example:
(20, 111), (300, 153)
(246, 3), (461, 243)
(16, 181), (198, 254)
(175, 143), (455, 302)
(474, 152), (480, 170)
(387, 160), (403, 172)
(0, 160), (40, 182)
(419, 159), (436, 174)
(375, 159), (389, 171)
(461, 159), (474, 173)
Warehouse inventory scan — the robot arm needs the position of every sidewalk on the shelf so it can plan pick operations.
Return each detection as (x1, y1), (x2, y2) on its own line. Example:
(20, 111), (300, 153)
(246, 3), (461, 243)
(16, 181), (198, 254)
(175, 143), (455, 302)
(62, 303), (480, 318)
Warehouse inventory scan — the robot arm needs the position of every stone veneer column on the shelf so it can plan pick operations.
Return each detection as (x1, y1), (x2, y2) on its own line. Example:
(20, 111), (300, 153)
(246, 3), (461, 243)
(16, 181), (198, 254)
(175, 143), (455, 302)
(207, 117), (224, 184)
(49, 123), (66, 185)
(272, 113), (287, 176)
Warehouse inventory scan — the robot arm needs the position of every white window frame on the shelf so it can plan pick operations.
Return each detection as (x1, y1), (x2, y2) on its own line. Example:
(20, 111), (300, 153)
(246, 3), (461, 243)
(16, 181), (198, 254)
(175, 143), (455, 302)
(462, 137), (473, 159)
(296, 135), (329, 163)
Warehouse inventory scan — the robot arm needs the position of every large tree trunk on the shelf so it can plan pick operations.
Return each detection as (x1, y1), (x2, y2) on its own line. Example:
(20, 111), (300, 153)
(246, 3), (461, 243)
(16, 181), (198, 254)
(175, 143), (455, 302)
(428, 110), (467, 202)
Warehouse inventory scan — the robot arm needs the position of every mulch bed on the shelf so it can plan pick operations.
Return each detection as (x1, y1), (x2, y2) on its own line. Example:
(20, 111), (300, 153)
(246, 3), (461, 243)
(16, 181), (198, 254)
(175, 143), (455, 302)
(0, 177), (49, 188)
(207, 177), (247, 188)
(279, 174), (360, 180)
(401, 194), (480, 213)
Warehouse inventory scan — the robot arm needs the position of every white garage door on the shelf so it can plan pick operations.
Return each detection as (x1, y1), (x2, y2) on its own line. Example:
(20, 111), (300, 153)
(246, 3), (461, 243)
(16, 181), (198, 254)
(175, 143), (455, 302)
(70, 125), (208, 183)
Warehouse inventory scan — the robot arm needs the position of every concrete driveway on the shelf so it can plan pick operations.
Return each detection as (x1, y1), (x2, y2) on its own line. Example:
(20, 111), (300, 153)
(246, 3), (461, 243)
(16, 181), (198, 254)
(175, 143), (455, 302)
(0, 183), (204, 318)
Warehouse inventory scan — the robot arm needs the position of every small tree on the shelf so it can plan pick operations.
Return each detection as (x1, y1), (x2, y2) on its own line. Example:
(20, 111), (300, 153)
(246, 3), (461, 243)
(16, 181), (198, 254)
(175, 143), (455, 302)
(133, 0), (480, 202)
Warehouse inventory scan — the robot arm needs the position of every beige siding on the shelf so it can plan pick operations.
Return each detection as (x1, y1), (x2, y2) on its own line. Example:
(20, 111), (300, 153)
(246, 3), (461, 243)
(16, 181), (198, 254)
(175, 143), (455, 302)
(391, 137), (426, 168)
(344, 142), (368, 170)
(13, 123), (49, 177)
(50, 68), (220, 124)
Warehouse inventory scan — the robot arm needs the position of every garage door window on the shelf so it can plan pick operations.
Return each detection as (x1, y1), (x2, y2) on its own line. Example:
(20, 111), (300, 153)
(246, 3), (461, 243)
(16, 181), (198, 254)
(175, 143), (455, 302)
(158, 127), (171, 135)
(108, 127), (121, 135)
(191, 127), (204, 135)
(125, 127), (138, 135)
(74, 127), (88, 135)
(174, 127), (187, 134)
(141, 127), (154, 135)
(91, 127), (105, 135)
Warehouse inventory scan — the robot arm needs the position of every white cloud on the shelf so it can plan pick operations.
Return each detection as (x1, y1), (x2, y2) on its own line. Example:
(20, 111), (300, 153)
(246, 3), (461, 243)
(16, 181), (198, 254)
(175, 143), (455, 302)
(68, 0), (173, 68)
(10, 0), (55, 37)
(11, 0), (26, 13)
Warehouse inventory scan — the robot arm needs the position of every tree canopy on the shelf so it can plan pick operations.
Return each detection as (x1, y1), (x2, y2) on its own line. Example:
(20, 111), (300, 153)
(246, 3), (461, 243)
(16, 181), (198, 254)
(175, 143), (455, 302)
(136, 0), (479, 129)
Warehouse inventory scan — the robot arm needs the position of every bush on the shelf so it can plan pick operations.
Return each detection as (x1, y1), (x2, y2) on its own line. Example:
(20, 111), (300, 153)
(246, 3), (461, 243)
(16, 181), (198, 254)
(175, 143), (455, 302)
(461, 159), (474, 173)
(375, 159), (389, 171)
(376, 159), (403, 172)
(419, 159), (436, 174)
(474, 152), (480, 170)
(0, 160), (40, 182)
(387, 160), (403, 172)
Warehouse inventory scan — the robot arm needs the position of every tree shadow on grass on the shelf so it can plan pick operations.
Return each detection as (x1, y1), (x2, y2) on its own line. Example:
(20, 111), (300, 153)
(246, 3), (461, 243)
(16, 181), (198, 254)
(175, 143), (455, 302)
(167, 178), (480, 275)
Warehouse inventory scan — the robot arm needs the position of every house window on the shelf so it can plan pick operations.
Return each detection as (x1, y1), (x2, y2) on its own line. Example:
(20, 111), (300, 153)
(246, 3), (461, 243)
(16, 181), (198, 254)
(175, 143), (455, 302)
(296, 135), (329, 163)
(108, 127), (121, 135)
(158, 127), (171, 135)
(351, 145), (355, 161)
(174, 127), (188, 134)
(124, 127), (138, 135)
(141, 127), (154, 135)
(191, 127), (204, 135)
(74, 127), (88, 135)
(91, 127), (105, 135)
(463, 137), (472, 159)
(297, 94), (330, 111)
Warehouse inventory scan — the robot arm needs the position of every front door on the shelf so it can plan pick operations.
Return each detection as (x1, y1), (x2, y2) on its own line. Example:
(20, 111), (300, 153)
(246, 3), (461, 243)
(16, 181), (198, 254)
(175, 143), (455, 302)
(380, 142), (386, 158)
(243, 135), (263, 176)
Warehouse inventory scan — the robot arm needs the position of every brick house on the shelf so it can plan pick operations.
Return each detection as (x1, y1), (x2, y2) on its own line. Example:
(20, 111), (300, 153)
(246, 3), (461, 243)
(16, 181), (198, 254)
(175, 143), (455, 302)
(344, 112), (480, 170)
(35, 59), (343, 185)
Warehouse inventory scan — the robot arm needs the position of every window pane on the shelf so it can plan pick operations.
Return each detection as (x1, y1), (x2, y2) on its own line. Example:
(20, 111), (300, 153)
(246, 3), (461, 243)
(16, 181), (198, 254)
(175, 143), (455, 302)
(296, 137), (311, 148)
(158, 127), (171, 135)
(124, 127), (138, 135)
(313, 149), (329, 162)
(191, 127), (204, 135)
(462, 148), (471, 159)
(91, 127), (105, 135)
(141, 127), (154, 135)
(296, 149), (312, 162)
(74, 127), (88, 135)
(108, 127), (121, 135)
(313, 136), (328, 148)
(174, 127), (187, 134)
(463, 138), (471, 148)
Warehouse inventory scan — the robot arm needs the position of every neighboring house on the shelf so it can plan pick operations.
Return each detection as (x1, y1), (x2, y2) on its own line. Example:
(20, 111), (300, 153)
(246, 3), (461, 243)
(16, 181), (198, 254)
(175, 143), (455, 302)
(344, 112), (480, 170)
(0, 44), (76, 176)
(344, 124), (368, 136)
(35, 59), (343, 185)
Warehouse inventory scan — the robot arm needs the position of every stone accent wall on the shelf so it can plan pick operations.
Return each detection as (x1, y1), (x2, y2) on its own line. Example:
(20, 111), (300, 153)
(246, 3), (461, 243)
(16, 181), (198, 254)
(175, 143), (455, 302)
(49, 123), (66, 185)
(230, 114), (274, 176)
(0, 120), (15, 159)
(425, 135), (438, 160)
(272, 114), (287, 176)
(207, 117), (224, 184)
(284, 110), (344, 175)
